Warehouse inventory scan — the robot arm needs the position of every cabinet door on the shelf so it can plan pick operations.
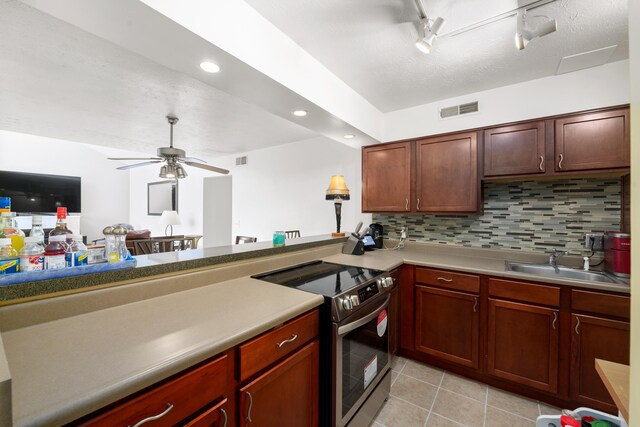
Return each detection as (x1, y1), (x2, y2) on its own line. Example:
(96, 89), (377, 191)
(487, 299), (558, 393)
(416, 132), (478, 212)
(484, 121), (545, 177)
(555, 108), (630, 172)
(184, 399), (229, 427)
(415, 285), (479, 368)
(389, 286), (399, 356)
(570, 314), (630, 413)
(362, 142), (412, 212)
(239, 341), (319, 427)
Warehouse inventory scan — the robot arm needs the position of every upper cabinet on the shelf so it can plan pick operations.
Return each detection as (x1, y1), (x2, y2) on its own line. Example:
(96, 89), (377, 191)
(416, 132), (479, 213)
(362, 141), (412, 212)
(555, 108), (630, 172)
(483, 121), (546, 177)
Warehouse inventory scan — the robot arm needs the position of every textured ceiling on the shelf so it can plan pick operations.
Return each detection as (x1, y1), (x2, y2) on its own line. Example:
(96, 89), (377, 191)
(0, 1), (316, 159)
(245, 0), (629, 112)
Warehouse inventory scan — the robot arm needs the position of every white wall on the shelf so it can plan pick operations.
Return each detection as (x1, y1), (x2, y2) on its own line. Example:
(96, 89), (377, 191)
(384, 60), (631, 142)
(0, 130), (130, 242)
(203, 176), (232, 248)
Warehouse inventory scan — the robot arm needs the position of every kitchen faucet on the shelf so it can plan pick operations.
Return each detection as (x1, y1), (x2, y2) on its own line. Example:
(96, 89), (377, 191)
(548, 249), (567, 268)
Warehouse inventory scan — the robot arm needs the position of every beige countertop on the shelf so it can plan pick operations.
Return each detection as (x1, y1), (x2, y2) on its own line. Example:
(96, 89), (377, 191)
(0, 240), (630, 426)
(1, 277), (323, 426)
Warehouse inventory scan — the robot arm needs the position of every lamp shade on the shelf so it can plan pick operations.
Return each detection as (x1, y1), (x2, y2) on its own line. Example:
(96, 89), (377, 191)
(160, 210), (181, 226)
(325, 175), (350, 201)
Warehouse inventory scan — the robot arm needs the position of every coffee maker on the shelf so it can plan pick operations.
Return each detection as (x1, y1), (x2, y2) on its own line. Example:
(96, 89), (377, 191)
(604, 231), (630, 277)
(369, 223), (384, 249)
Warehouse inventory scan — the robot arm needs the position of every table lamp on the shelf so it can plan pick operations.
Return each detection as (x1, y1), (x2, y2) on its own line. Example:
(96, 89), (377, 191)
(160, 210), (181, 236)
(325, 175), (350, 237)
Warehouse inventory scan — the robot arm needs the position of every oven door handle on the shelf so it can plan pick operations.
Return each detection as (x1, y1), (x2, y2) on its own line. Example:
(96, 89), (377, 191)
(337, 295), (390, 336)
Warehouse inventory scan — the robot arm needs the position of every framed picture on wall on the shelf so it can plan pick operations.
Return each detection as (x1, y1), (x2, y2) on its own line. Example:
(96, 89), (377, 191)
(148, 180), (178, 215)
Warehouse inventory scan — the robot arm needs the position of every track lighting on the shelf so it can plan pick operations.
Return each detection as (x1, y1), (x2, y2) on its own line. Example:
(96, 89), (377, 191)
(515, 10), (557, 50)
(416, 16), (445, 54)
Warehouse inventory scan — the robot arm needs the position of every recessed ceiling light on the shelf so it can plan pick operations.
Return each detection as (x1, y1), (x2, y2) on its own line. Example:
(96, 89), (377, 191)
(199, 61), (221, 73)
(293, 110), (308, 117)
(343, 134), (355, 139)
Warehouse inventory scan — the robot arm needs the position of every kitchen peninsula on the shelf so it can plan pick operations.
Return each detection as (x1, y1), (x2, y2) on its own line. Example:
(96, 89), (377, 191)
(0, 235), (631, 426)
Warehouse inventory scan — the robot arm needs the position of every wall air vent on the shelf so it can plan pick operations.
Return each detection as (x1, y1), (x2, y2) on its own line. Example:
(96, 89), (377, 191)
(439, 101), (479, 119)
(236, 156), (247, 166)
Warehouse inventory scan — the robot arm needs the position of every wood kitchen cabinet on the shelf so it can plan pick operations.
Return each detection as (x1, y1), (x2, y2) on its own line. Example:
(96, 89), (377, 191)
(415, 132), (479, 213)
(362, 141), (412, 212)
(184, 399), (229, 427)
(570, 289), (630, 413)
(413, 268), (480, 368)
(238, 341), (319, 427)
(555, 108), (630, 172)
(483, 121), (546, 177)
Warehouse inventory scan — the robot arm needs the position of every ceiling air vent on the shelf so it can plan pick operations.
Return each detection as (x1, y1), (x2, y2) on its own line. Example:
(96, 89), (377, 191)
(439, 101), (479, 119)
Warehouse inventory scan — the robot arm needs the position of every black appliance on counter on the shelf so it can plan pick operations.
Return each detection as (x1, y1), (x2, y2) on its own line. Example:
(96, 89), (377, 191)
(253, 261), (395, 427)
(369, 223), (383, 249)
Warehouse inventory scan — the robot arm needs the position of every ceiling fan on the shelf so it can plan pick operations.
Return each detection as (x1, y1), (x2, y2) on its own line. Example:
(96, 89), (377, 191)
(108, 115), (229, 179)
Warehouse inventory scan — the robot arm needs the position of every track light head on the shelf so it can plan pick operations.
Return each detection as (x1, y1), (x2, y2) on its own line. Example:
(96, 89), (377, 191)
(415, 17), (446, 54)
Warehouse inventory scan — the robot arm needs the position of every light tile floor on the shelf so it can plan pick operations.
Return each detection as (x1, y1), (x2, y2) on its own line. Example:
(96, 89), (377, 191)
(372, 356), (563, 427)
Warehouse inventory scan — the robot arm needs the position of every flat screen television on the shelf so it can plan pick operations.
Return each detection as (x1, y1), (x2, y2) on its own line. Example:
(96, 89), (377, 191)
(0, 171), (81, 213)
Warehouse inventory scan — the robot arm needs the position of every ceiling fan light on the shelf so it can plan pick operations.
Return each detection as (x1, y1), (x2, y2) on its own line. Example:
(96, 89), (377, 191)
(159, 165), (168, 178)
(176, 165), (187, 179)
(165, 164), (176, 179)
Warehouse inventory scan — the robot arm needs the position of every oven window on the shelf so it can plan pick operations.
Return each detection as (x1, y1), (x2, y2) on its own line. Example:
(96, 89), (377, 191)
(342, 307), (389, 418)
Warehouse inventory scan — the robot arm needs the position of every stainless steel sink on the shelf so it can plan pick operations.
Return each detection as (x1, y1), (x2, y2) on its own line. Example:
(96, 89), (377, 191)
(505, 261), (626, 285)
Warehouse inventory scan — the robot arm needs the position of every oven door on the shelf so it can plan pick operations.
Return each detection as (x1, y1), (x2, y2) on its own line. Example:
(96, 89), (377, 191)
(334, 294), (390, 427)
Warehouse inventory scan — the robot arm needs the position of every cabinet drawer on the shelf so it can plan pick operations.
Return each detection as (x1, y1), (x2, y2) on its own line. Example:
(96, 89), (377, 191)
(239, 309), (319, 382)
(184, 398), (228, 427)
(82, 354), (228, 426)
(415, 267), (479, 293)
(571, 290), (630, 319)
(488, 278), (560, 307)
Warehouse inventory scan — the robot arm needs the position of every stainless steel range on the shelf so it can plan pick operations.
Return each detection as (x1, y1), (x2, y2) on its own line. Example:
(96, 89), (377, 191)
(253, 261), (394, 427)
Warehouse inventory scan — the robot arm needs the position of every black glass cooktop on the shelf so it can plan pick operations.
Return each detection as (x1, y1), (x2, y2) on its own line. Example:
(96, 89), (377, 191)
(252, 261), (384, 298)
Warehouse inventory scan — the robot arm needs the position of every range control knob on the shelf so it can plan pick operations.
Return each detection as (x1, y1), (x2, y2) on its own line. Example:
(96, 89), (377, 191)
(342, 297), (354, 310)
(376, 278), (385, 288)
(379, 276), (393, 288)
(385, 277), (394, 287)
(349, 295), (360, 307)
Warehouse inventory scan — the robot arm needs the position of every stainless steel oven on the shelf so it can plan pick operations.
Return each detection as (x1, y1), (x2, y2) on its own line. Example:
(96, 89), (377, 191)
(252, 261), (395, 427)
(334, 294), (391, 427)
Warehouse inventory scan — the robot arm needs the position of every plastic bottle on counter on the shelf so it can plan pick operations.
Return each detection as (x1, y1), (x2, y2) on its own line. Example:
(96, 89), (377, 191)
(19, 236), (44, 272)
(49, 207), (73, 239)
(30, 215), (46, 247)
(0, 211), (25, 253)
(0, 238), (19, 274)
(44, 235), (67, 270)
(103, 226), (118, 262)
(66, 235), (88, 267)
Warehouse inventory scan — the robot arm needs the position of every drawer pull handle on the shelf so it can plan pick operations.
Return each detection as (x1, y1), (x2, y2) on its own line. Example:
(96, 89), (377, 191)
(220, 408), (228, 427)
(539, 155), (544, 171)
(558, 153), (564, 169)
(277, 334), (298, 348)
(130, 403), (173, 427)
(405, 198), (409, 211)
(437, 277), (453, 282)
(417, 198), (421, 210)
(552, 312), (558, 330)
(473, 297), (478, 313)
(245, 391), (253, 423)
(575, 317), (580, 335)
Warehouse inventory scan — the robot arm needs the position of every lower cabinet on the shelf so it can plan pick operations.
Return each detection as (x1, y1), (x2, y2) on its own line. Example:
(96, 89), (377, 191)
(487, 299), (559, 393)
(238, 341), (319, 427)
(570, 314), (630, 413)
(415, 285), (479, 368)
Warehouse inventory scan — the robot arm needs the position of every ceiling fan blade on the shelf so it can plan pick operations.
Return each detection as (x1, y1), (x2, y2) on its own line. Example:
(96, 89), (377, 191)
(108, 157), (162, 161)
(184, 161), (229, 175)
(116, 160), (163, 170)
(180, 156), (207, 163)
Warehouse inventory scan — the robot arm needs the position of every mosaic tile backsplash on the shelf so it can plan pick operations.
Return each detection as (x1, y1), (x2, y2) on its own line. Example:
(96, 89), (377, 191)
(373, 178), (621, 255)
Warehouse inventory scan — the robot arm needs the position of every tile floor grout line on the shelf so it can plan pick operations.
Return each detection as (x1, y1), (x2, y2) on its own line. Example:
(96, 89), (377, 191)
(388, 394), (434, 412)
(429, 412), (468, 426)
(423, 370), (444, 427)
(399, 370), (446, 388)
(429, 379), (488, 404)
(487, 404), (539, 422)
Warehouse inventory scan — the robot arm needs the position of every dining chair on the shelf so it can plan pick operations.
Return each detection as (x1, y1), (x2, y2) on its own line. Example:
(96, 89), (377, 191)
(284, 230), (301, 239)
(235, 236), (257, 244)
